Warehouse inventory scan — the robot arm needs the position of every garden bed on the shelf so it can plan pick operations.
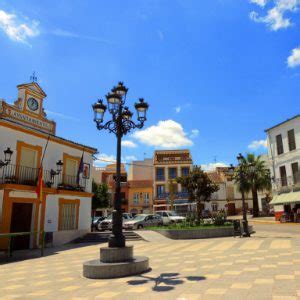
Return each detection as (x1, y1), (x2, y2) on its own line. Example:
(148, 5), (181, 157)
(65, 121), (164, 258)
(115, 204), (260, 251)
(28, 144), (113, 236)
(148, 223), (253, 240)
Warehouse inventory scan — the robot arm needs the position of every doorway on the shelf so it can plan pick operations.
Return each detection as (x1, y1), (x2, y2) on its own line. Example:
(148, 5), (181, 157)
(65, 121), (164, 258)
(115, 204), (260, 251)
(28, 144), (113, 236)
(10, 203), (33, 250)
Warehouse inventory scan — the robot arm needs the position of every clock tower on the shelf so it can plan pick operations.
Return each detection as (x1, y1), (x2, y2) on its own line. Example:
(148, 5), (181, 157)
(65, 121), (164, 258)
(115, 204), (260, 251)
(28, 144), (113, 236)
(16, 82), (47, 117)
(0, 81), (56, 135)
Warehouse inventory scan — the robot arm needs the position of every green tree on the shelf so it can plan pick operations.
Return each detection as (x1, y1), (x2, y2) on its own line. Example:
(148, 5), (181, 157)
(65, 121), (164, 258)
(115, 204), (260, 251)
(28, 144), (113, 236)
(234, 153), (272, 218)
(92, 181), (109, 214)
(176, 166), (219, 223)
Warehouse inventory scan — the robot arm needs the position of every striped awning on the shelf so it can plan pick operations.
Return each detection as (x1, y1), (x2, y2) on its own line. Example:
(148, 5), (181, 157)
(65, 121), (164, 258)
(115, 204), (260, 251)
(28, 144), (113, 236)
(270, 191), (300, 205)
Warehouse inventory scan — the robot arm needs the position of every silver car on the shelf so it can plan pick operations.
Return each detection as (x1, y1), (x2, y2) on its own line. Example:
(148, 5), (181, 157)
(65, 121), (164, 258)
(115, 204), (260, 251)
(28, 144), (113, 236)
(99, 213), (133, 231)
(123, 214), (163, 230)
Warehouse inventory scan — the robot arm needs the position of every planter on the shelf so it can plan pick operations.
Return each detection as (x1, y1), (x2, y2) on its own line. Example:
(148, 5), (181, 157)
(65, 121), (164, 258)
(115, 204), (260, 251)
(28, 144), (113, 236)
(153, 226), (253, 240)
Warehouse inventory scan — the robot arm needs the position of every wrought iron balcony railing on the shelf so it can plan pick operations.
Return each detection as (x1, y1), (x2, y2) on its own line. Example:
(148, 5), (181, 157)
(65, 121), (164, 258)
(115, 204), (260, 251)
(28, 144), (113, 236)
(0, 164), (87, 192)
(273, 173), (300, 193)
(155, 192), (189, 200)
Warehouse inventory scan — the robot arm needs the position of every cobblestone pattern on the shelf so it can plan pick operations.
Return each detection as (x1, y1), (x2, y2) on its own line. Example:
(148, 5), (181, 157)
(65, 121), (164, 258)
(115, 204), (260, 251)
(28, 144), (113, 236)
(1, 232), (300, 299)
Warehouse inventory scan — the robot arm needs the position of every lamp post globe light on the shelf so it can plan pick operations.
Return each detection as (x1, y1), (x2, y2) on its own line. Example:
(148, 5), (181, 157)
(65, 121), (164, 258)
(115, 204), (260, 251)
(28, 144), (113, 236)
(83, 82), (149, 279)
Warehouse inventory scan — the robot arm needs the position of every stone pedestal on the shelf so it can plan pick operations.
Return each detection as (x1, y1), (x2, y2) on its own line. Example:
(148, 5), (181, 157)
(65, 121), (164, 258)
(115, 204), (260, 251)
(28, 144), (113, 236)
(83, 245), (149, 279)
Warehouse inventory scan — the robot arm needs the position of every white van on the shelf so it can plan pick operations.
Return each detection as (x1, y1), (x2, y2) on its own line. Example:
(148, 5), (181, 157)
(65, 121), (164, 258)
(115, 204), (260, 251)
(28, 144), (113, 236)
(155, 211), (186, 225)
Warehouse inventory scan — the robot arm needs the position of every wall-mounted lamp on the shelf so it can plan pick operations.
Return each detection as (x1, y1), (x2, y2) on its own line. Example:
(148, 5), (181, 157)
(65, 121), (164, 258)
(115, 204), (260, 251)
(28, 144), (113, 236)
(50, 160), (64, 185)
(0, 147), (13, 168)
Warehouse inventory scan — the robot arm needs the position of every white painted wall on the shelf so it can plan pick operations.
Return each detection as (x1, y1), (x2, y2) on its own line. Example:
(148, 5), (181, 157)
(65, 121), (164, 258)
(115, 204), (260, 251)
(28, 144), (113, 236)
(267, 116), (300, 180)
(44, 194), (91, 232)
(0, 122), (94, 192)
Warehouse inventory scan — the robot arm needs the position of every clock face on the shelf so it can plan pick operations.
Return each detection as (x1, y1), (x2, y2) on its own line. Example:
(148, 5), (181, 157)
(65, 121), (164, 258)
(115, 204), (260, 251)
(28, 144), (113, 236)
(27, 97), (39, 111)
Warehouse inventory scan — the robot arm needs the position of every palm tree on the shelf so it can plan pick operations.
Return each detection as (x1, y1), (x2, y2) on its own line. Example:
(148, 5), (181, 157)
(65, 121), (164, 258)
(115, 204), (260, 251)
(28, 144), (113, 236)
(234, 153), (271, 218)
(176, 166), (219, 224)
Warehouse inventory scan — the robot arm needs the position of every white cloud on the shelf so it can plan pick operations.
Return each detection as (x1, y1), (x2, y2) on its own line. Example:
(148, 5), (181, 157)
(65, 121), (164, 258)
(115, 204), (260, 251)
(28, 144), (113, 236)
(249, 0), (300, 31)
(250, 0), (268, 7)
(95, 153), (116, 165)
(121, 140), (137, 148)
(94, 153), (137, 166)
(50, 29), (113, 44)
(175, 106), (181, 113)
(190, 129), (199, 138)
(45, 110), (80, 122)
(0, 10), (39, 45)
(287, 46), (300, 67)
(201, 162), (229, 171)
(123, 155), (137, 162)
(248, 139), (267, 150)
(132, 119), (193, 148)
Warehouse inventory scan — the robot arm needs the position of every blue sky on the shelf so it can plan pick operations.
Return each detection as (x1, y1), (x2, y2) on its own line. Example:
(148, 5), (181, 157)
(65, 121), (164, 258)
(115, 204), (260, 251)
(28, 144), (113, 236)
(0, 0), (299, 169)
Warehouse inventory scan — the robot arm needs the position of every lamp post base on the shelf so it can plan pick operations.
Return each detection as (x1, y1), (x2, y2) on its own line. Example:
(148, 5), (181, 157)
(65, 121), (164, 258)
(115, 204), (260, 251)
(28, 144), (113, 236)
(108, 234), (126, 248)
(83, 245), (150, 279)
(242, 220), (251, 237)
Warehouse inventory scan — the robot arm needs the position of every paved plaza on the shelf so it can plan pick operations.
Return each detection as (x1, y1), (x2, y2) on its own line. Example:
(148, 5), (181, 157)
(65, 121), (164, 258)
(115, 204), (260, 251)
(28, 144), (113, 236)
(1, 227), (300, 299)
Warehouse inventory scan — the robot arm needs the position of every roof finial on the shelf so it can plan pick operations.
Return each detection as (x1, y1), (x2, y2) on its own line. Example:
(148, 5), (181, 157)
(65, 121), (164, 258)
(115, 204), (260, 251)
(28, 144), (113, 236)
(30, 71), (37, 83)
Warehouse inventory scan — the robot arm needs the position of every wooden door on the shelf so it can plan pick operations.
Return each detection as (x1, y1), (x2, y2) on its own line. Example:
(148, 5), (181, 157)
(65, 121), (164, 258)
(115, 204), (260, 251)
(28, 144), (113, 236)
(10, 203), (33, 250)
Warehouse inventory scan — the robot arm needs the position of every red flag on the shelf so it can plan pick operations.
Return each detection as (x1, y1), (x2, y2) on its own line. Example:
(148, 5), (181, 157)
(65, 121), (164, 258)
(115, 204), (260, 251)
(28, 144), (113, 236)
(36, 167), (43, 201)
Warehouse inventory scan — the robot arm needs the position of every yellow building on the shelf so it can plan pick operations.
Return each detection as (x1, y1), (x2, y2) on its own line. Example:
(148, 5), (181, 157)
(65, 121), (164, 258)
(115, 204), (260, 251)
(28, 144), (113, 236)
(128, 180), (153, 214)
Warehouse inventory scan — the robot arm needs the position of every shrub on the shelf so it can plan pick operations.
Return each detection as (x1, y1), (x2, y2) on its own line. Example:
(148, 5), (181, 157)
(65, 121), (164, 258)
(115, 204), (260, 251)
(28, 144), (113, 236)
(213, 211), (226, 226)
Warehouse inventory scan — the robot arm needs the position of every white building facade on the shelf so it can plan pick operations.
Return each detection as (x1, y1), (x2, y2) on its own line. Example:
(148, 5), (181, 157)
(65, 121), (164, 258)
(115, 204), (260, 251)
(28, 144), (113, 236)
(267, 115), (300, 221)
(0, 82), (97, 249)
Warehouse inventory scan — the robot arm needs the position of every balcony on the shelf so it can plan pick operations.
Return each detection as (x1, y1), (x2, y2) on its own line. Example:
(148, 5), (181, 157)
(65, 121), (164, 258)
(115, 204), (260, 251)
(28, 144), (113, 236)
(156, 175), (165, 181)
(0, 164), (87, 192)
(155, 192), (189, 200)
(273, 173), (300, 193)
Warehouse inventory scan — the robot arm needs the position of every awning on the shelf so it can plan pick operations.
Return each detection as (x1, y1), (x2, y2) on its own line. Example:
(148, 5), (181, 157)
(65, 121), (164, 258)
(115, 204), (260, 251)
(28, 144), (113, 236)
(270, 191), (300, 205)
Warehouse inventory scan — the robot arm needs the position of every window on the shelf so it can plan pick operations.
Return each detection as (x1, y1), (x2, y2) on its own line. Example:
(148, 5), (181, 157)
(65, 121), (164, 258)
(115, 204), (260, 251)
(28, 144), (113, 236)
(168, 168), (177, 179)
(156, 168), (165, 181)
(143, 192), (150, 204)
(279, 166), (287, 187)
(212, 203), (218, 212)
(276, 134), (284, 155)
(19, 147), (38, 183)
(288, 129), (296, 151)
(63, 154), (80, 186)
(133, 193), (139, 205)
(16, 141), (42, 185)
(59, 199), (80, 231)
(291, 162), (299, 184)
(156, 185), (165, 196)
(181, 167), (190, 177)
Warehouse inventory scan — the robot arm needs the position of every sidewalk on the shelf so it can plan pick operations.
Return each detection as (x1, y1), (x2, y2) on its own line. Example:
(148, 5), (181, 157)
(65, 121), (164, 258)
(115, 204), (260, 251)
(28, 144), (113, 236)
(227, 215), (278, 224)
(228, 214), (300, 225)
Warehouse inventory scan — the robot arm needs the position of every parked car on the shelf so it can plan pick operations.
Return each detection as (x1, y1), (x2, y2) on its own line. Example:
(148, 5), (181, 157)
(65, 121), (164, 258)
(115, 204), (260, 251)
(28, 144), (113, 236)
(91, 216), (106, 231)
(123, 214), (163, 230)
(98, 213), (133, 231)
(155, 211), (186, 225)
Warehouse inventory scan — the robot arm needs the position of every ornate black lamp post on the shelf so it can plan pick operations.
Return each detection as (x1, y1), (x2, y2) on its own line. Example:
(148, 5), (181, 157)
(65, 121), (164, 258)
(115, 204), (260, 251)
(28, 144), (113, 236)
(92, 82), (149, 248)
(236, 153), (251, 237)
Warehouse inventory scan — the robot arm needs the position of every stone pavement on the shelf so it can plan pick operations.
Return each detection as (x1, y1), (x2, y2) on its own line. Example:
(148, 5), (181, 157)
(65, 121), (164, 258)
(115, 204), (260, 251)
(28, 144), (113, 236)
(1, 230), (300, 299)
